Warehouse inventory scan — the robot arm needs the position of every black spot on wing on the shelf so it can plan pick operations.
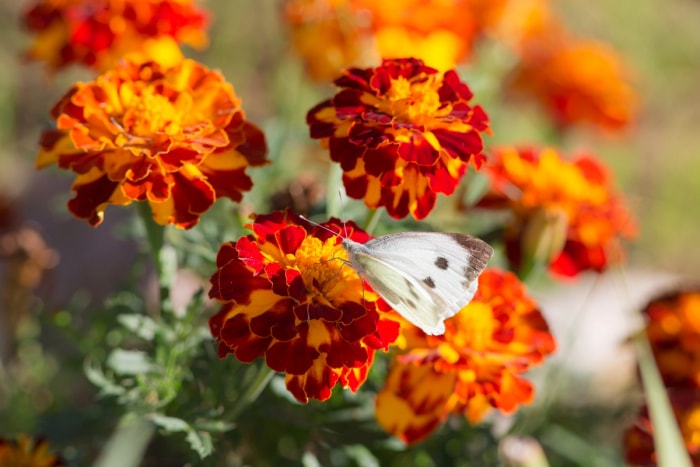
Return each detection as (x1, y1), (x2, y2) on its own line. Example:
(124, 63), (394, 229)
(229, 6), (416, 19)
(423, 277), (436, 288)
(435, 257), (449, 269)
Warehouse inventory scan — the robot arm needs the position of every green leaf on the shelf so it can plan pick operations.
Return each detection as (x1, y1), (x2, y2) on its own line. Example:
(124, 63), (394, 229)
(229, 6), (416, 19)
(107, 349), (154, 375)
(84, 360), (126, 397)
(635, 333), (693, 467)
(117, 314), (158, 341)
(185, 430), (213, 459)
(149, 414), (213, 459)
(150, 413), (190, 432)
(194, 420), (236, 433)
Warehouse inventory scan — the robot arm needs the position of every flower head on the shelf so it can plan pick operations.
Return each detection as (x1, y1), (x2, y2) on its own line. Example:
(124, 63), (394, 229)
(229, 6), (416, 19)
(0, 435), (65, 467)
(36, 58), (268, 229)
(22, 0), (209, 72)
(307, 58), (490, 220)
(506, 36), (637, 132)
(643, 289), (700, 388)
(375, 269), (555, 444)
(354, 0), (505, 71)
(624, 389), (700, 466)
(283, 0), (507, 81)
(283, 0), (374, 82)
(623, 289), (700, 465)
(208, 211), (400, 403)
(477, 146), (636, 277)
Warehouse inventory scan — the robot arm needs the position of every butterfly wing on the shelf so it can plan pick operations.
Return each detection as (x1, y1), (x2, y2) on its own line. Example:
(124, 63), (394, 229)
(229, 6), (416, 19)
(343, 233), (493, 335)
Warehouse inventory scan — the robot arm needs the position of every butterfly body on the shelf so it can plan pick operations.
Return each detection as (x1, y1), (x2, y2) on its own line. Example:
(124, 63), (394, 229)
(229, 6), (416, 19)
(342, 232), (494, 335)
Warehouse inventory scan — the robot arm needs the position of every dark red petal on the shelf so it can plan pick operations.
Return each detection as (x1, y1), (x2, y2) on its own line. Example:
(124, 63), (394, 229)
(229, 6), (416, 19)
(67, 175), (119, 226)
(396, 137), (439, 165)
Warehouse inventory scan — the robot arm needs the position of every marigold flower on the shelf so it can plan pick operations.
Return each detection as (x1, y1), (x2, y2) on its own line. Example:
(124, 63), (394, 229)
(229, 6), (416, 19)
(22, 0), (209, 72)
(375, 269), (555, 444)
(283, 0), (374, 82)
(643, 289), (700, 388)
(505, 36), (637, 132)
(283, 0), (507, 80)
(0, 435), (65, 467)
(307, 58), (490, 220)
(624, 389), (700, 466)
(208, 211), (400, 403)
(36, 59), (268, 229)
(622, 289), (700, 465)
(354, 0), (506, 71)
(477, 146), (636, 277)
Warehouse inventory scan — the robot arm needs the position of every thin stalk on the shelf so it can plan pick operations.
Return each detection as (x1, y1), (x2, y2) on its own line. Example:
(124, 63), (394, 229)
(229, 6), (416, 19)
(93, 413), (156, 467)
(229, 363), (275, 420)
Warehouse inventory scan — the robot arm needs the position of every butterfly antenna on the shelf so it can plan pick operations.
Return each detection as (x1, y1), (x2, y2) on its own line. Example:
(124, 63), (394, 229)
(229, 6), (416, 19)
(299, 214), (341, 237)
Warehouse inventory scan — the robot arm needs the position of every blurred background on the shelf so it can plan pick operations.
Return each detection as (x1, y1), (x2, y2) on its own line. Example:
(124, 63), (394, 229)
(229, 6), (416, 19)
(1, 0), (699, 465)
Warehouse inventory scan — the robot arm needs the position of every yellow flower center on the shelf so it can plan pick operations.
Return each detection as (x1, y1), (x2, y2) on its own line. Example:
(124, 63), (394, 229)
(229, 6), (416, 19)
(288, 235), (365, 305)
(381, 75), (446, 125)
(126, 87), (186, 137)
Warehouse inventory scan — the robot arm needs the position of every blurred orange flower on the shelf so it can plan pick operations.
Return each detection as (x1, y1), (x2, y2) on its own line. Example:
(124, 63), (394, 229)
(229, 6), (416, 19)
(623, 290), (700, 466)
(22, 0), (208, 72)
(506, 36), (637, 132)
(208, 211), (400, 403)
(643, 290), (700, 388)
(307, 58), (490, 220)
(283, 0), (507, 80)
(355, 0), (505, 71)
(624, 389), (700, 466)
(477, 146), (636, 277)
(36, 59), (268, 229)
(0, 435), (65, 467)
(283, 0), (374, 82)
(375, 269), (555, 444)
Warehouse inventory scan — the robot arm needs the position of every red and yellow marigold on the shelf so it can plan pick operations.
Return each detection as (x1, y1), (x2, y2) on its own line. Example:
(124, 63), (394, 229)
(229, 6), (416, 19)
(36, 58), (268, 229)
(208, 211), (400, 403)
(22, 0), (208, 73)
(643, 289), (700, 388)
(477, 146), (636, 277)
(375, 269), (556, 444)
(623, 289), (700, 466)
(624, 388), (700, 466)
(0, 435), (65, 467)
(283, 0), (374, 82)
(505, 35), (637, 132)
(307, 58), (490, 220)
(283, 0), (508, 81)
(353, 0), (507, 72)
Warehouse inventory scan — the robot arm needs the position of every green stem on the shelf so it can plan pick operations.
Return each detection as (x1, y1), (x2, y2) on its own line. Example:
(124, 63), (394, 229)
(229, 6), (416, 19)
(633, 331), (693, 467)
(93, 413), (156, 467)
(137, 203), (174, 315)
(363, 209), (382, 234)
(229, 364), (275, 420)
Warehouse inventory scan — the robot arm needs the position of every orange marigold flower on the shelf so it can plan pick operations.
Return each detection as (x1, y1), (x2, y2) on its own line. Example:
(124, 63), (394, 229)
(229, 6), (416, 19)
(283, 0), (375, 82)
(477, 146), (636, 277)
(22, 0), (209, 73)
(208, 211), (400, 403)
(307, 58), (490, 220)
(36, 59), (268, 229)
(505, 36), (637, 132)
(624, 388), (700, 466)
(0, 435), (65, 467)
(283, 0), (507, 80)
(375, 269), (555, 444)
(354, 0), (505, 71)
(643, 289), (700, 388)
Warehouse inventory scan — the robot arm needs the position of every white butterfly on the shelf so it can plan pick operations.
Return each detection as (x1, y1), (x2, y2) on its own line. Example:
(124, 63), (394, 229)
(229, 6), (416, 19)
(342, 232), (494, 335)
